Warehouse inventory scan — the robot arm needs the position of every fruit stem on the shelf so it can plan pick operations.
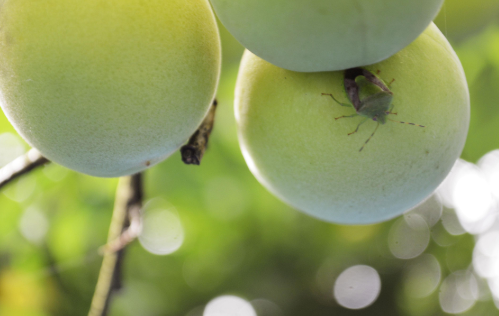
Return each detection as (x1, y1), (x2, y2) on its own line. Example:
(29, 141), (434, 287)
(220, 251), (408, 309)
(181, 98), (218, 165)
(88, 173), (143, 316)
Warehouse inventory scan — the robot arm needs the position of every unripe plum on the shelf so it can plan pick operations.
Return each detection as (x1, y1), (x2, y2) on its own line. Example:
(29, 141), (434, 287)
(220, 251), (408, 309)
(210, 0), (443, 72)
(235, 23), (469, 224)
(0, 0), (221, 177)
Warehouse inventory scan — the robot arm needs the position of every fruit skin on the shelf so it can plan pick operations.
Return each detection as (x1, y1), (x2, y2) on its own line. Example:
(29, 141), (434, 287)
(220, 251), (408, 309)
(210, 0), (443, 72)
(235, 23), (469, 225)
(0, 0), (221, 177)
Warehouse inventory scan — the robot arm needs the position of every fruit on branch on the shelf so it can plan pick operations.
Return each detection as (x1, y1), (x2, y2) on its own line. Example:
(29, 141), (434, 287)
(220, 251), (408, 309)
(210, 0), (443, 72)
(0, 0), (221, 177)
(235, 23), (469, 224)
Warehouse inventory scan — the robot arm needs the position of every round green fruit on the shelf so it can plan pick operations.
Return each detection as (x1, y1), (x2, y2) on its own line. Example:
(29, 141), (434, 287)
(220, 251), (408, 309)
(235, 23), (469, 224)
(211, 0), (443, 72)
(0, 0), (221, 177)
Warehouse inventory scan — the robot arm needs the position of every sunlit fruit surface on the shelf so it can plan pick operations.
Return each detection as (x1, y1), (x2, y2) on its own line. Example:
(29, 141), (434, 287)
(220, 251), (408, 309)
(235, 23), (469, 224)
(211, 0), (443, 72)
(0, 0), (221, 177)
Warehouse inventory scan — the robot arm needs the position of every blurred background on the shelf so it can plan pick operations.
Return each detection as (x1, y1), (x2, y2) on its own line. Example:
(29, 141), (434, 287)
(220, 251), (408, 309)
(1, 1), (499, 315)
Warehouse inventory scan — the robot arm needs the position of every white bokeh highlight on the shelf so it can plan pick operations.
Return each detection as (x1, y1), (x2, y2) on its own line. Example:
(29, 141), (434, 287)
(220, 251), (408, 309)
(333, 265), (381, 309)
(204, 295), (257, 316)
(434, 151), (499, 311)
(388, 214), (430, 259)
(19, 206), (49, 244)
(403, 254), (441, 298)
(138, 198), (184, 255)
(436, 159), (496, 235)
(453, 167), (494, 222)
(440, 207), (466, 236)
(478, 150), (499, 200)
(439, 271), (478, 314)
(406, 194), (443, 227)
(474, 231), (499, 278)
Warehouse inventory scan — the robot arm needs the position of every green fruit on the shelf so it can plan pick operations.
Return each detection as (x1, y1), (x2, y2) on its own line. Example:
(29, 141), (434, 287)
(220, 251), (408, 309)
(235, 23), (469, 224)
(210, 0), (443, 72)
(0, 0), (221, 177)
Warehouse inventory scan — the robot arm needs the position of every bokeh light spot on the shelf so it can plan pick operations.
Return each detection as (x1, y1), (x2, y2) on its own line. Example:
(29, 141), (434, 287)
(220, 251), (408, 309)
(474, 231), (499, 278)
(403, 254), (441, 298)
(251, 299), (283, 316)
(19, 206), (49, 244)
(478, 150), (499, 200)
(333, 265), (381, 309)
(441, 207), (466, 236)
(439, 271), (478, 314)
(139, 198), (184, 255)
(388, 214), (429, 259)
(3, 175), (36, 202)
(43, 163), (69, 182)
(204, 295), (257, 316)
(452, 166), (493, 224)
(436, 159), (469, 208)
(406, 194), (443, 227)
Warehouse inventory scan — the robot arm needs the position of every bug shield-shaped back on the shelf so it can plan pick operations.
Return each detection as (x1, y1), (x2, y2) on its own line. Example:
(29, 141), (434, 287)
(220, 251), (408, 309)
(355, 75), (393, 124)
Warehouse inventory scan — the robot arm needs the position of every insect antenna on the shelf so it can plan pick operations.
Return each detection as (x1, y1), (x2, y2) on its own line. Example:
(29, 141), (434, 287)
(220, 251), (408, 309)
(387, 118), (425, 128)
(359, 122), (380, 152)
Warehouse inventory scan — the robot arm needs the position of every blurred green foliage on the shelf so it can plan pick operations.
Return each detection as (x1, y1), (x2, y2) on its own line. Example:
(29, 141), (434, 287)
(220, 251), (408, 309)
(0, 6), (498, 316)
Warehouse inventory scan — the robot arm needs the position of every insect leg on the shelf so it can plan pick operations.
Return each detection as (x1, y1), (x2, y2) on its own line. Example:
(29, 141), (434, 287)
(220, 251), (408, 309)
(387, 78), (396, 88)
(321, 93), (351, 107)
(388, 118), (425, 128)
(335, 114), (357, 120)
(385, 103), (397, 115)
(359, 122), (380, 152)
(348, 118), (368, 135)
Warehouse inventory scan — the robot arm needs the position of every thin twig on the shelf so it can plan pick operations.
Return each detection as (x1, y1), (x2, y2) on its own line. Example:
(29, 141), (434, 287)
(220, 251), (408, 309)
(88, 173), (143, 316)
(180, 99), (218, 165)
(98, 205), (141, 255)
(0, 148), (49, 189)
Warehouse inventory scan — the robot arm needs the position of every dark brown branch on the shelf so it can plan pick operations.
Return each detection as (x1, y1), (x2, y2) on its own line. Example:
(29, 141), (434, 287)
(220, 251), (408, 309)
(0, 148), (49, 190)
(88, 173), (143, 316)
(181, 99), (218, 165)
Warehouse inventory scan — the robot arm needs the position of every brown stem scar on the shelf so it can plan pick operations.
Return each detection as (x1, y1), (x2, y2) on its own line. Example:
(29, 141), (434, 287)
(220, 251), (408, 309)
(180, 99), (218, 165)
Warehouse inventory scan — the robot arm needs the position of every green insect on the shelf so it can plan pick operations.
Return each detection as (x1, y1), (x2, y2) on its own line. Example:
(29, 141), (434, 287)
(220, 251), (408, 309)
(322, 67), (425, 152)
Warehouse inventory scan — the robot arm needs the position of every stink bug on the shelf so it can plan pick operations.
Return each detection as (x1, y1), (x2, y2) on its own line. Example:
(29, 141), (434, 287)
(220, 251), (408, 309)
(322, 67), (425, 152)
